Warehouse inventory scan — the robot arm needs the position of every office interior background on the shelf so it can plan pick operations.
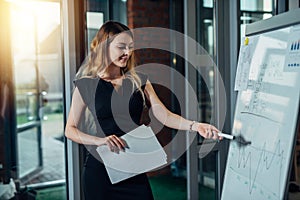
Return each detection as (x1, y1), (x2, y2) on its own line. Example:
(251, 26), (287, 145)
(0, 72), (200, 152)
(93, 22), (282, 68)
(0, 0), (300, 199)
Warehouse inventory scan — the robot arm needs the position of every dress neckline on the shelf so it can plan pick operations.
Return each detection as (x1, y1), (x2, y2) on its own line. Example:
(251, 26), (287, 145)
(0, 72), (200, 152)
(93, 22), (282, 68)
(98, 77), (124, 95)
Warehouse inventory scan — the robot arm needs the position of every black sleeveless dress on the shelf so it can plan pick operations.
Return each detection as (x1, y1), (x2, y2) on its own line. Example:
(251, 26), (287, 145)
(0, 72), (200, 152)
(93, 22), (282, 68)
(74, 73), (154, 200)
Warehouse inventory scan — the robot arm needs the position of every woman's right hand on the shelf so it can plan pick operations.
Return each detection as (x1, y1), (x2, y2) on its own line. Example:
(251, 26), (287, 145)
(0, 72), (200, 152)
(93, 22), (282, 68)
(99, 135), (127, 154)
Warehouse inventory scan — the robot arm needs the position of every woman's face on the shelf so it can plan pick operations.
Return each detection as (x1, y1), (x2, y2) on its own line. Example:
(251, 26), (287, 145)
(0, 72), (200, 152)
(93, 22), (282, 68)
(108, 32), (134, 68)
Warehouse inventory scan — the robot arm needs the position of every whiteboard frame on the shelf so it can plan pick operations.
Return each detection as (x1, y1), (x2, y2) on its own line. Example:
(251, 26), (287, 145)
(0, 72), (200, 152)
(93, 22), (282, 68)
(245, 8), (300, 200)
(246, 8), (300, 37)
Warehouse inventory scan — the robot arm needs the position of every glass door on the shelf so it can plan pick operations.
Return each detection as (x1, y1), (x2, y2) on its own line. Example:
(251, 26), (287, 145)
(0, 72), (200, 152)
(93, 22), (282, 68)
(9, 0), (65, 189)
(11, 1), (43, 181)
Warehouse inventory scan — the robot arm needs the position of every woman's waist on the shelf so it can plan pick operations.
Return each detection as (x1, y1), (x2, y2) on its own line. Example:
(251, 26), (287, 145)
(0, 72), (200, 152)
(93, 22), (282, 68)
(97, 118), (139, 135)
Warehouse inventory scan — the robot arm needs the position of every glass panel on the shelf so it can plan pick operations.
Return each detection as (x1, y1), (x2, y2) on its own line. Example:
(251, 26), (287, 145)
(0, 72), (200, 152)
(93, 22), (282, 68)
(196, 1), (215, 124)
(10, 1), (65, 191)
(11, 5), (38, 125)
(199, 151), (217, 199)
(86, 11), (104, 53)
(196, 0), (216, 195)
(241, 0), (273, 12)
(240, 0), (274, 40)
(85, 0), (127, 53)
(203, 0), (213, 8)
(18, 127), (40, 178)
(111, 0), (127, 24)
(86, 0), (108, 54)
(16, 91), (39, 124)
(196, 0), (215, 124)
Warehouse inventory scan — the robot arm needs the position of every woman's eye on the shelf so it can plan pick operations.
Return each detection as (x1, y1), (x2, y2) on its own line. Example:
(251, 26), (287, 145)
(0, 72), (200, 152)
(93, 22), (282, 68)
(116, 46), (134, 50)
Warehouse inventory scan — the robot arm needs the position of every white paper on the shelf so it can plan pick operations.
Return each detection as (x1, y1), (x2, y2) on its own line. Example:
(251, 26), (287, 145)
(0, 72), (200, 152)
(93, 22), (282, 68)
(96, 125), (167, 184)
(234, 36), (259, 91)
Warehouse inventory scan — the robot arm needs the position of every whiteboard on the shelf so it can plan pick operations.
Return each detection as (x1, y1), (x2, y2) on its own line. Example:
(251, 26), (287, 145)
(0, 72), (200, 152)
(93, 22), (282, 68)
(221, 24), (300, 200)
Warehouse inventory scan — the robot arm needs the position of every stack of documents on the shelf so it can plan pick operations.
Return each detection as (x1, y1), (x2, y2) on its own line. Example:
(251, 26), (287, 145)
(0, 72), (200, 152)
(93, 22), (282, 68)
(96, 125), (167, 184)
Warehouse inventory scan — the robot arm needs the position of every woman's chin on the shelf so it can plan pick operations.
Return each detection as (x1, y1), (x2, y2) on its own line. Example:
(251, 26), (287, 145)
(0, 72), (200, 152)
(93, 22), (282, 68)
(111, 60), (128, 68)
(117, 62), (128, 68)
(118, 64), (127, 68)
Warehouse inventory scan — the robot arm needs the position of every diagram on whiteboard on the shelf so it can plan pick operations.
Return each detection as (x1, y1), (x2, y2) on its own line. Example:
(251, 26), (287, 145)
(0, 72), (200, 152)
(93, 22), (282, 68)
(284, 26), (300, 71)
(222, 25), (300, 200)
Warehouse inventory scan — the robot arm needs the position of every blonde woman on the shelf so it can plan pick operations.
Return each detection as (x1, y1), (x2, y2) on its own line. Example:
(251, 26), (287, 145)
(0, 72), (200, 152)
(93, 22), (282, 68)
(65, 21), (221, 200)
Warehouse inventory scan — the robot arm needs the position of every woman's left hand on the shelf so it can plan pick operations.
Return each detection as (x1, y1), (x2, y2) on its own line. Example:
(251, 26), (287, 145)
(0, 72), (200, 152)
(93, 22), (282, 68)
(194, 123), (223, 140)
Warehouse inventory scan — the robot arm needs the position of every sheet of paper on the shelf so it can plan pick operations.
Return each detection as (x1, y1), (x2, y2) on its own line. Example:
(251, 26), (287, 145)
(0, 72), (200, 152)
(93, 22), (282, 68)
(96, 125), (167, 184)
(234, 36), (259, 91)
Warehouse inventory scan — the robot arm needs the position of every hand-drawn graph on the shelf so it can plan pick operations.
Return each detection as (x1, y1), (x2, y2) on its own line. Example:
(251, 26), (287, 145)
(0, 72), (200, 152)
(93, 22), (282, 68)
(227, 140), (285, 200)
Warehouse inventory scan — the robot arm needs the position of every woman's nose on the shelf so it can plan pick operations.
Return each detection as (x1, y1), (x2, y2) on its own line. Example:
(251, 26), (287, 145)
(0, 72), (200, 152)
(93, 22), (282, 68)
(124, 47), (132, 55)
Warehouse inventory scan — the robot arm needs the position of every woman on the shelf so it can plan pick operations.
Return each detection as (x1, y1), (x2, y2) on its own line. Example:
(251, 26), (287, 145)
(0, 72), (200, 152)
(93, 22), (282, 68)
(65, 21), (221, 200)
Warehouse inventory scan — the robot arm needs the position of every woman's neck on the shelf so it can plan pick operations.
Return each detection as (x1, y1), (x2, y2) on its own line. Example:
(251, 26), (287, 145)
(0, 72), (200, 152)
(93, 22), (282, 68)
(100, 65), (123, 80)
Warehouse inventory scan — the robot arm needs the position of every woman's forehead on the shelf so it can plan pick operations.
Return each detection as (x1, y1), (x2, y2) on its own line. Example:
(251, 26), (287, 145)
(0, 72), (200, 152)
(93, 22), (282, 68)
(112, 32), (133, 44)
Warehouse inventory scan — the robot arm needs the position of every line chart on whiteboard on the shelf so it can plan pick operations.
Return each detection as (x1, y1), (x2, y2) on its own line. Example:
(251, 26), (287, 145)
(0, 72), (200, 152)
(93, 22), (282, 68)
(228, 140), (285, 200)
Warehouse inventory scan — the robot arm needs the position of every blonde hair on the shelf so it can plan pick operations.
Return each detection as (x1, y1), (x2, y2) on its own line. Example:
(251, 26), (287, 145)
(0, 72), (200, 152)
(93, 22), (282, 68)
(80, 21), (143, 94)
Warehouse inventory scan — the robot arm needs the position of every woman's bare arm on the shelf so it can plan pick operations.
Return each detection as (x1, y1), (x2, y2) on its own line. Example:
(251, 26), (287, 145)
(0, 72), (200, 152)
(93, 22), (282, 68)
(144, 80), (221, 140)
(65, 87), (126, 152)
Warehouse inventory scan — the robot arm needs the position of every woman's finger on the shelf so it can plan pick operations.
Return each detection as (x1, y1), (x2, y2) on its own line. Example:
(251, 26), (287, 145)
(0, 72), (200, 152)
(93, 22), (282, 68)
(212, 131), (219, 140)
(208, 129), (214, 139)
(107, 135), (127, 153)
(106, 136), (120, 153)
(105, 139), (114, 152)
(112, 135), (127, 150)
(110, 135), (125, 152)
(201, 128), (208, 138)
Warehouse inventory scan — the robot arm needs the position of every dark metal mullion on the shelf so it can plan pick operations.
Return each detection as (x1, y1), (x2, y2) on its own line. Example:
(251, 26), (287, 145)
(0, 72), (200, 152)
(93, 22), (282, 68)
(108, 0), (113, 20)
(59, 0), (68, 199)
(213, 1), (221, 199)
(215, 0), (240, 199)
(34, 16), (43, 169)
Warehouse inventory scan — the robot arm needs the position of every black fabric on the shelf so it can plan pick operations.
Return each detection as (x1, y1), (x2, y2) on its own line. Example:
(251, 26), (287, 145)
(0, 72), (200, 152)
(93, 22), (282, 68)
(82, 156), (154, 200)
(75, 73), (154, 200)
(94, 77), (146, 136)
